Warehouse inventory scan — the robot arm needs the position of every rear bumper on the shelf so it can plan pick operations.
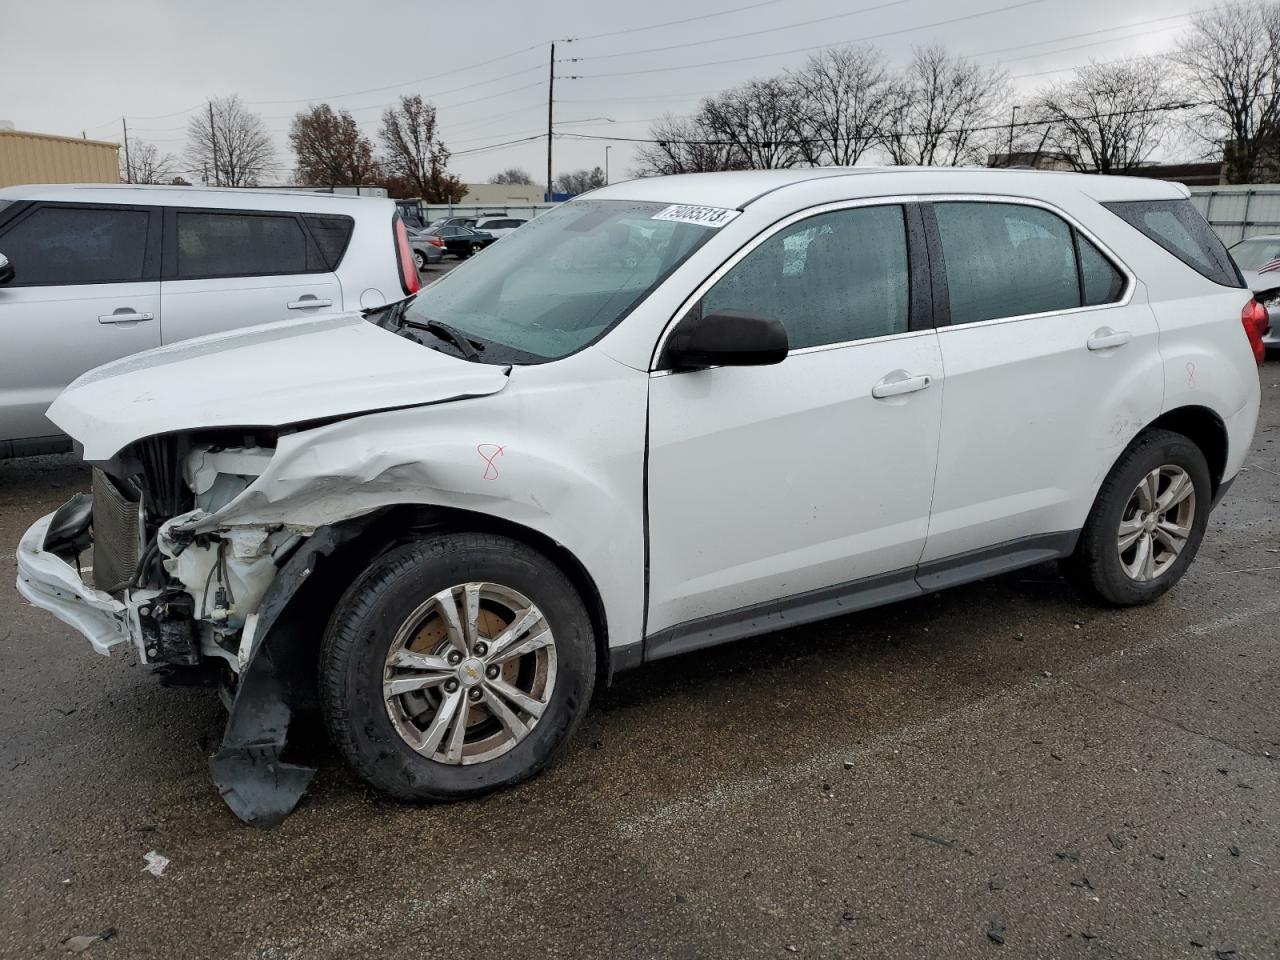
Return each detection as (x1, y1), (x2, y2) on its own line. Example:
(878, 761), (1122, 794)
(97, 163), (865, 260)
(15, 512), (132, 656)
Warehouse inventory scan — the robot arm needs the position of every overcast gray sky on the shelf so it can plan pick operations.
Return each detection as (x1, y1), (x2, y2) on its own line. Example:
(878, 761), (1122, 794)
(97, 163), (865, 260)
(4, 0), (1200, 187)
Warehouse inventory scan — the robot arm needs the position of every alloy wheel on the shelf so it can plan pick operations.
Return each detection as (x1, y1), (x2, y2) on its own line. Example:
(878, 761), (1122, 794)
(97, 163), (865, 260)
(1116, 464), (1196, 582)
(382, 582), (557, 765)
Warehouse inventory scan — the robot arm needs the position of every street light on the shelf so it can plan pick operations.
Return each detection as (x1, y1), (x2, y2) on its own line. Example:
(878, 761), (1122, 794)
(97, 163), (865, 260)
(605, 145), (611, 184)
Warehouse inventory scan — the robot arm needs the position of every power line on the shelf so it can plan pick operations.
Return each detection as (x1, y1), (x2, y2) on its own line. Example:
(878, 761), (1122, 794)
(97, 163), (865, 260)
(564, 0), (910, 63)
(243, 60), (544, 107)
(566, 0), (788, 43)
(571, 0), (1050, 79)
(970, 10), (1194, 57)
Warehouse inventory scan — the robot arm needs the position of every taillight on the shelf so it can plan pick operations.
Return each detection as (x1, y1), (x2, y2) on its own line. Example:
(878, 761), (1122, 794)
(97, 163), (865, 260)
(429, 236), (444, 247)
(393, 215), (421, 295)
(1241, 297), (1269, 365)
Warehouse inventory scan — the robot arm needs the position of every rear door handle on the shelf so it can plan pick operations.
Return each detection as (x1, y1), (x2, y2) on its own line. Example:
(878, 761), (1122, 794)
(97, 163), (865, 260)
(871, 371), (932, 399)
(98, 309), (154, 324)
(1087, 328), (1131, 351)
(287, 297), (333, 310)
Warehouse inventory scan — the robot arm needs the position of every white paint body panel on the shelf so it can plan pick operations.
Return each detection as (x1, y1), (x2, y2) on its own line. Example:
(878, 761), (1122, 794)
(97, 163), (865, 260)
(48, 313), (509, 461)
(647, 332), (944, 632)
(159, 273), (343, 343)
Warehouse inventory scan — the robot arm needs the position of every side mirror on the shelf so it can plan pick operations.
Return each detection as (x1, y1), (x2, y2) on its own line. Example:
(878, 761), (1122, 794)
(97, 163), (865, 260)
(663, 309), (789, 370)
(0, 253), (13, 286)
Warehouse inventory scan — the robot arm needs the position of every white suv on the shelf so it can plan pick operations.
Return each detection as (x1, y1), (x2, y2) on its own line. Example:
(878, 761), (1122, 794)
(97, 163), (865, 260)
(0, 184), (420, 457)
(16, 169), (1262, 826)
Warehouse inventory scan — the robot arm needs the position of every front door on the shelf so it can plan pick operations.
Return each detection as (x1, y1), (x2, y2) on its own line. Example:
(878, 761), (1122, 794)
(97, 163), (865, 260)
(646, 202), (944, 644)
(0, 203), (161, 447)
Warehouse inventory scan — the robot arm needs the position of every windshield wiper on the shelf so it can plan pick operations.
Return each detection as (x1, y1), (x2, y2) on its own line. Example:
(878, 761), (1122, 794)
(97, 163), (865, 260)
(398, 316), (483, 361)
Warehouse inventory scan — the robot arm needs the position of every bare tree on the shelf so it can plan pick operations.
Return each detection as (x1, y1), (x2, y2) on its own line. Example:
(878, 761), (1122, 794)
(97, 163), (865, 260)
(289, 104), (377, 186)
(185, 95), (276, 187)
(881, 45), (1010, 166)
(702, 78), (807, 169)
(379, 95), (465, 202)
(1030, 59), (1177, 174)
(632, 113), (747, 176)
(1173, 1), (1280, 183)
(489, 167), (534, 185)
(789, 46), (895, 167)
(553, 167), (607, 195)
(120, 140), (178, 185)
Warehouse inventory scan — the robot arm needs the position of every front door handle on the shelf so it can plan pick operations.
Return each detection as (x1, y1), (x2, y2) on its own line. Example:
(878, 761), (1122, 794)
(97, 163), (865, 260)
(287, 297), (333, 310)
(871, 370), (932, 399)
(98, 309), (154, 324)
(1087, 327), (1131, 351)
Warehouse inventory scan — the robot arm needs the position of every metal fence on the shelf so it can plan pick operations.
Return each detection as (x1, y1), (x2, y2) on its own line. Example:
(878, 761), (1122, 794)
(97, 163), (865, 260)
(1189, 185), (1280, 244)
(398, 202), (558, 224)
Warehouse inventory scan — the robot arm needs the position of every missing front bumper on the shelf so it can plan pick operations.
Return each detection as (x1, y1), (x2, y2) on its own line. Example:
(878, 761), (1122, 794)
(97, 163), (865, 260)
(16, 512), (132, 656)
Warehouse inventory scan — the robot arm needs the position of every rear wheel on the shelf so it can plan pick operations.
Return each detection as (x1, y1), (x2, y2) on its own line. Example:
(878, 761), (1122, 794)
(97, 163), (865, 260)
(319, 533), (596, 801)
(1064, 429), (1211, 606)
(412, 249), (426, 270)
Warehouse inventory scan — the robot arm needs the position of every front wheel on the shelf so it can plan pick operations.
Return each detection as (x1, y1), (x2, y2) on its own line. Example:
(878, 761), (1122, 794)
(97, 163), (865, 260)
(319, 533), (596, 801)
(1064, 429), (1211, 606)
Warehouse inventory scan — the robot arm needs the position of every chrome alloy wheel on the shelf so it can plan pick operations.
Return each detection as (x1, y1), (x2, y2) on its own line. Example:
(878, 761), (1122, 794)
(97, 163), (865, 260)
(1117, 465), (1196, 582)
(383, 582), (557, 765)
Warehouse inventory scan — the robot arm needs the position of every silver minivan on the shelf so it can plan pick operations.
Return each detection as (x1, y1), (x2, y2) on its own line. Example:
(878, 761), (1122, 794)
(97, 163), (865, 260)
(0, 184), (418, 457)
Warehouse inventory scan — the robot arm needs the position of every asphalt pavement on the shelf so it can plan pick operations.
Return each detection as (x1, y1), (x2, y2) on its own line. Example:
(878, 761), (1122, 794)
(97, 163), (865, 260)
(1, 360), (1277, 960)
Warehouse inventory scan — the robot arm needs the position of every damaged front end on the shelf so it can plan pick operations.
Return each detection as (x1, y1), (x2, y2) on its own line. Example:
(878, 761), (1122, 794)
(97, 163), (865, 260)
(18, 430), (326, 827)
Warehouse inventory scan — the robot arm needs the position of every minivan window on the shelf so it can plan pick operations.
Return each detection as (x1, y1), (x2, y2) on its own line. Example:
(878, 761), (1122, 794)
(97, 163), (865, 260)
(1105, 199), (1242, 288)
(390, 199), (716, 362)
(934, 202), (1082, 325)
(0, 206), (149, 286)
(176, 211), (311, 279)
(701, 205), (909, 348)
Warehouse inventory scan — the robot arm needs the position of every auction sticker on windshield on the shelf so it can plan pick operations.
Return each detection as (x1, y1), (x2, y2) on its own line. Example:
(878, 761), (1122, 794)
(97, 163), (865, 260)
(651, 204), (741, 228)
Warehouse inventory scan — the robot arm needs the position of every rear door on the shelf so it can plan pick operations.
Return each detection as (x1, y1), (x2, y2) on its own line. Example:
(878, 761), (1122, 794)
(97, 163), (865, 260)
(919, 198), (1162, 569)
(0, 202), (161, 446)
(159, 208), (341, 343)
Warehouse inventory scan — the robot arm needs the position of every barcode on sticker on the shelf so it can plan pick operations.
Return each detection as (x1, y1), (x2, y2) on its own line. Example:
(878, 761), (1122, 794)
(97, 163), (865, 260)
(651, 204), (740, 228)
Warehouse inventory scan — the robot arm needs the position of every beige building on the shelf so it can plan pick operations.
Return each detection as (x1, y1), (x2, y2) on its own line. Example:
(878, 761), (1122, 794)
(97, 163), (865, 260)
(460, 182), (545, 205)
(0, 128), (120, 188)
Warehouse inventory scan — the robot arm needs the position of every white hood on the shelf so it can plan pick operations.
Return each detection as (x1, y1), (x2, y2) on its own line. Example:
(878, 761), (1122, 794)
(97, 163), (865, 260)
(49, 312), (510, 460)
(1241, 268), (1280, 294)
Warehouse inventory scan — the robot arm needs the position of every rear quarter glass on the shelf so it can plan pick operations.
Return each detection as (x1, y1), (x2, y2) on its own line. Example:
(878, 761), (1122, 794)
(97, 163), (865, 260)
(1104, 199), (1244, 288)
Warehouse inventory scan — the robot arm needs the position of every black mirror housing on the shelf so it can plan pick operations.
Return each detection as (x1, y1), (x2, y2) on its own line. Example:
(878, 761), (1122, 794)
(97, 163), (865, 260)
(663, 309), (789, 370)
(0, 253), (13, 286)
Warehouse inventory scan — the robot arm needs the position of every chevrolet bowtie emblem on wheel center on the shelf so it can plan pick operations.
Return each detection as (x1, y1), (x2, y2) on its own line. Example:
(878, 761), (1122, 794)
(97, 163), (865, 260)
(458, 658), (485, 687)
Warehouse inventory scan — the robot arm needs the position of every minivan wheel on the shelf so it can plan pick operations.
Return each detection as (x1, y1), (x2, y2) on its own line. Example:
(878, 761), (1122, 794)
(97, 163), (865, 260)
(319, 533), (596, 801)
(1064, 429), (1211, 606)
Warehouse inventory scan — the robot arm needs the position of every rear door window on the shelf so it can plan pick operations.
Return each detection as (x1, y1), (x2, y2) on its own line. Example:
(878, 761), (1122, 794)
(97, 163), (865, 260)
(1105, 199), (1242, 287)
(933, 202), (1081, 324)
(175, 211), (313, 279)
(0, 205), (150, 286)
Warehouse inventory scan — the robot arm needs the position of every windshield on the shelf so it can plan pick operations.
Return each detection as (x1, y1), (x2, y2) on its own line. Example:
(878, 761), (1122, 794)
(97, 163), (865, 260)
(1229, 237), (1280, 272)
(395, 199), (718, 362)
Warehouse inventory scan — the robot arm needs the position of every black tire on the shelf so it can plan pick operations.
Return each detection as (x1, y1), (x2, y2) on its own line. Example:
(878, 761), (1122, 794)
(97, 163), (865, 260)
(470, 242), (483, 256)
(319, 533), (596, 801)
(1064, 429), (1212, 606)
(412, 249), (426, 270)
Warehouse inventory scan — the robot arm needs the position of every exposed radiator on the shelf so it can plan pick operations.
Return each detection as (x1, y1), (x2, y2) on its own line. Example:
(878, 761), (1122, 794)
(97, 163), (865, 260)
(92, 468), (141, 592)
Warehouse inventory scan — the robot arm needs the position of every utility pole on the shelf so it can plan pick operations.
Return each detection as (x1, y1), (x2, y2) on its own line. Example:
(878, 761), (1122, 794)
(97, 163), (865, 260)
(605, 145), (611, 185)
(1007, 105), (1019, 166)
(121, 118), (132, 184)
(546, 42), (555, 203)
(208, 101), (220, 187)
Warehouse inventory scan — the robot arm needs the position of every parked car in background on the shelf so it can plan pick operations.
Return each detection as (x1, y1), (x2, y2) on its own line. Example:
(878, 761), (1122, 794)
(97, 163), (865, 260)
(1228, 234), (1280, 353)
(474, 216), (528, 239)
(16, 168), (1261, 826)
(408, 230), (446, 269)
(427, 224), (497, 258)
(0, 184), (418, 457)
(430, 216), (478, 229)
